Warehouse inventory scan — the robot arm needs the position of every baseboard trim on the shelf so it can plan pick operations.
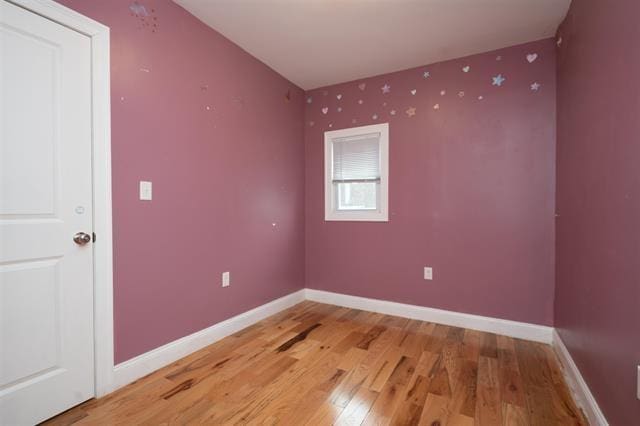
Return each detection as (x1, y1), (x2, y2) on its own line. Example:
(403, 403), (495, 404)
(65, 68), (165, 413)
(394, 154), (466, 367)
(305, 289), (554, 344)
(551, 330), (608, 425)
(112, 289), (306, 391)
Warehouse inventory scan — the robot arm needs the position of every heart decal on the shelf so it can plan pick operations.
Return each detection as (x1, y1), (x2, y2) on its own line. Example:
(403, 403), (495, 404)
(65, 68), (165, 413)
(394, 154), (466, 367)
(358, 83), (366, 91)
(321, 107), (328, 114)
(336, 94), (342, 100)
(526, 53), (538, 63)
(410, 89), (417, 95)
(462, 65), (470, 73)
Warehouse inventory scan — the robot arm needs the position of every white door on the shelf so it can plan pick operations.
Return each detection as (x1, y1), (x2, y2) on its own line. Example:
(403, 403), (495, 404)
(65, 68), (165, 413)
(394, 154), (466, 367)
(0, 1), (95, 424)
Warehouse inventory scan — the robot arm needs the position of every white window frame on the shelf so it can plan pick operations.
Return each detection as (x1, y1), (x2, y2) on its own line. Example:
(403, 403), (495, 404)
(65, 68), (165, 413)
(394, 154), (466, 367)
(324, 123), (389, 222)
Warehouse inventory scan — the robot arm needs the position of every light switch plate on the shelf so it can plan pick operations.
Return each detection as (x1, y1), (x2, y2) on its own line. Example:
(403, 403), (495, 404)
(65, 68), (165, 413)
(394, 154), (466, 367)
(222, 271), (230, 287)
(139, 181), (152, 201)
(424, 267), (433, 280)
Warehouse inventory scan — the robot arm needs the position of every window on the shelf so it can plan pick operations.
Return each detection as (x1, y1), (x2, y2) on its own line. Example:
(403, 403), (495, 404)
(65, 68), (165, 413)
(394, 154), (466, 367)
(324, 123), (389, 221)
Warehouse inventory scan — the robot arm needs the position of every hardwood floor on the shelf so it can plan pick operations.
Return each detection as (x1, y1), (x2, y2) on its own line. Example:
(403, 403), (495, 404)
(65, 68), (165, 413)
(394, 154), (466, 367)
(44, 302), (586, 425)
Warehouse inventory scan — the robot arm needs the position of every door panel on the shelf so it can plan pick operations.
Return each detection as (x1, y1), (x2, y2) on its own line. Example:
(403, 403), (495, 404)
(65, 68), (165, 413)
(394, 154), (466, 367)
(0, 1), (95, 424)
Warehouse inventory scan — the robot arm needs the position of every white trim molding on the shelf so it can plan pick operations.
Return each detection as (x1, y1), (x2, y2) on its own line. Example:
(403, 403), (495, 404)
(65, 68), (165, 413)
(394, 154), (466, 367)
(8, 0), (115, 399)
(552, 330), (609, 426)
(112, 290), (306, 390)
(305, 289), (554, 344)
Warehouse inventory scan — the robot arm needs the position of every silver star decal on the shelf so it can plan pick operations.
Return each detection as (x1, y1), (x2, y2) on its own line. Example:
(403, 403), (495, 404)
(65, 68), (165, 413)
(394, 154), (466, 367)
(530, 82), (541, 91)
(492, 74), (506, 86)
(423, 71), (430, 79)
(381, 84), (391, 94)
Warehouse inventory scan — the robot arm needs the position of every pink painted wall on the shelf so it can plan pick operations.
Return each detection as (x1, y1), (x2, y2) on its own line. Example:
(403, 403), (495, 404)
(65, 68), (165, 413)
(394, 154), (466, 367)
(56, 0), (305, 363)
(555, 1), (640, 423)
(305, 39), (557, 326)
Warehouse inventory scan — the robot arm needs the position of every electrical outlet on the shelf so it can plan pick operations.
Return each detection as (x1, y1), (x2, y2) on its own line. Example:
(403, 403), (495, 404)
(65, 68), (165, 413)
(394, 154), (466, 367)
(139, 181), (152, 201)
(424, 267), (433, 280)
(222, 271), (230, 287)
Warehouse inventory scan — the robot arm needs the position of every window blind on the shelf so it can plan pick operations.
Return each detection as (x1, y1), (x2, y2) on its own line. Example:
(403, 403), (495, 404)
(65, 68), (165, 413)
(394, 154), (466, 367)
(332, 132), (380, 183)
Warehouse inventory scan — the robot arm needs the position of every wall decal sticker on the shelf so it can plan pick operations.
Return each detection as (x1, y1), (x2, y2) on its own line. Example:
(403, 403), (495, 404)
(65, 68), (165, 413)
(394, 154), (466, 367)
(129, 1), (148, 17)
(309, 121), (315, 127)
(328, 123), (333, 128)
(120, 96), (125, 101)
(205, 106), (211, 110)
(139, 67), (150, 73)
(200, 84), (208, 91)
(284, 90), (291, 102)
(492, 74), (506, 86)
(556, 36), (563, 47)
(130, 2), (158, 33)
(306, 39), (549, 137)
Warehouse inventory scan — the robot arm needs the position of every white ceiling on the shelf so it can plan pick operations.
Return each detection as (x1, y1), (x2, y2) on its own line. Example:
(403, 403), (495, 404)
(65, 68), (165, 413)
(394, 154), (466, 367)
(175, 0), (571, 90)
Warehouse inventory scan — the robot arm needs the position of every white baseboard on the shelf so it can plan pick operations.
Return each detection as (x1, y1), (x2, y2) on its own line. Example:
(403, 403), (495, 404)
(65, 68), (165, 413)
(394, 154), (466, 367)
(304, 289), (554, 344)
(552, 330), (608, 426)
(105, 287), (608, 426)
(109, 287), (558, 396)
(111, 289), (306, 391)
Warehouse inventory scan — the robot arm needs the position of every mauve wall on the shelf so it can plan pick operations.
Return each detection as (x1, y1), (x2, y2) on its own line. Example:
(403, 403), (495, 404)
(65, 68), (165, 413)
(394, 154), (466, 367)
(305, 39), (557, 326)
(555, 1), (640, 423)
(56, 0), (305, 363)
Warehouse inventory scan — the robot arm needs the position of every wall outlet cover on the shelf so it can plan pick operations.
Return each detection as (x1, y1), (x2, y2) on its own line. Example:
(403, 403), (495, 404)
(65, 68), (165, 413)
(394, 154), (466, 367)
(139, 181), (152, 201)
(222, 271), (230, 287)
(424, 267), (433, 280)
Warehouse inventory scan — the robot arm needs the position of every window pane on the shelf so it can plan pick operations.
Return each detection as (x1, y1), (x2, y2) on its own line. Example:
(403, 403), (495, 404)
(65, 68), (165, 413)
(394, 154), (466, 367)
(336, 182), (377, 210)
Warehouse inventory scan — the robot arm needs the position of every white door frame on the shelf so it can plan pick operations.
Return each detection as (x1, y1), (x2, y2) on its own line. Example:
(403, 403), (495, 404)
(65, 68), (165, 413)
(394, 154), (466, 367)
(7, 0), (115, 398)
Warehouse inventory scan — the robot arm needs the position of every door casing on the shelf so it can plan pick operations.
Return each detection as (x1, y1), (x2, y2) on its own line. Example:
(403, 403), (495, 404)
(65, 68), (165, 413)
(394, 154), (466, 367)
(7, 0), (115, 398)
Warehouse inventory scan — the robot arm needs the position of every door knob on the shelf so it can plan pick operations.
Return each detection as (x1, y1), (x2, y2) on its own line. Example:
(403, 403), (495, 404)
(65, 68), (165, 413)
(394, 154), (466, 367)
(73, 232), (92, 245)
